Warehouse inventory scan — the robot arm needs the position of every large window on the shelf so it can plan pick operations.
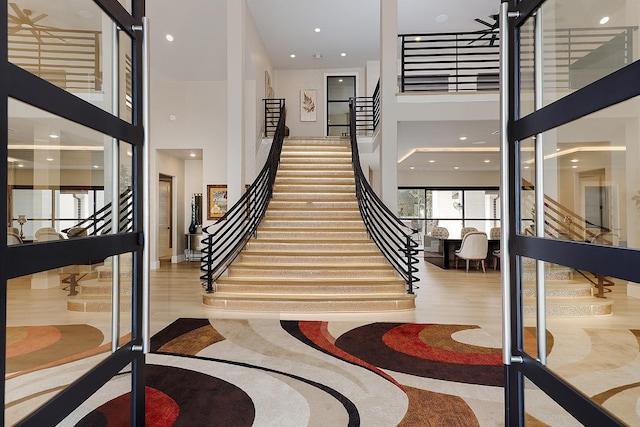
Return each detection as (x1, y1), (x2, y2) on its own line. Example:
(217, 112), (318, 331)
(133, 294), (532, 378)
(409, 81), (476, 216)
(398, 187), (500, 241)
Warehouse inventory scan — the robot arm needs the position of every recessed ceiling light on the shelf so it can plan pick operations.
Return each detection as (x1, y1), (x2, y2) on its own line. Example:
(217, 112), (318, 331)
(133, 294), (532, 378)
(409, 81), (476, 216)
(410, 166), (415, 170)
(524, 166), (530, 169)
(165, 34), (174, 42)
(556, 148), (561, 151)
(459, 136), (467, 141)
(436, 14), (448, 23)
(46, 158), (54, 161)
(570, 159), (579, 163)
(190, 152), (196, 157)
(428, 160), (435, 163)
(290, 54), (296, 58)
(484, 159), (491, 163)
(454, 166), (460, 170)
(92, 165), (99, 168)
(340, 52), (346, 57)
(18, 163), (24, 168)
(314, 27), (321, 33)
(599, 16), (610, 25)
(572, 165), (578, 169)
(313, 52), (322, 59)
(49, 134), (59, 139)
(338, 79), (343, 82)
(414, 36), (421, 42)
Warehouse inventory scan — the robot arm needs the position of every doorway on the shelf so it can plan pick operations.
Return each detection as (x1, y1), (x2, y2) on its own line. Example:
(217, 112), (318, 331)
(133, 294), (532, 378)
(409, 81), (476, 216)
(326, 75), (356, 136)
(158, 175), (173, 260)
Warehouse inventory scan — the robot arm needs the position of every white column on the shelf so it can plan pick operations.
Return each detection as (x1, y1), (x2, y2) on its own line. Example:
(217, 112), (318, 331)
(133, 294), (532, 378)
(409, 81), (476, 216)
(227, 0), (246, 205)
(379, 0), (398, 212)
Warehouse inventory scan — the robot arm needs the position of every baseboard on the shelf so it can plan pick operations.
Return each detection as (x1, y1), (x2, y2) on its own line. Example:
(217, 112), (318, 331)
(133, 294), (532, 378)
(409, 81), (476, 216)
(150, 260), (160, 270)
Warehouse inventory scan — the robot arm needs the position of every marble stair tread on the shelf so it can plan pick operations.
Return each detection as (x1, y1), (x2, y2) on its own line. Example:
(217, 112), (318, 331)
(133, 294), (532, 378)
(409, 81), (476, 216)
(259, 219), (366, 228)
(278, 163), (353, 171)
(267, 200), (359, 209)
(214, 281), (407, 295)
(276, 170), (355, 178)
(271, 192), (356, 201)
(273, 184), (356, 193)
(67, 295), (132, 312)
(523, 298), (613, 317)
(522, 282), (594, 298)
(255, 230), (370, 240)
(274, 177), (356, 185)
(263, 211), (361, 219)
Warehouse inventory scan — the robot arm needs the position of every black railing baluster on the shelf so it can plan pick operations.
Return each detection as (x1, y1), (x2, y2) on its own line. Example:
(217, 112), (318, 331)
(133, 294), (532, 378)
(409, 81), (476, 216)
(200, 102), (286, 290)
(348, 99), (419, 293)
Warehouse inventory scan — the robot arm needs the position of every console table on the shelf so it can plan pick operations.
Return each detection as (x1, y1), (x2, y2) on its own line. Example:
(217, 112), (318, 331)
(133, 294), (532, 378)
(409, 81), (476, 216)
(185, 233), (203, 262)
(424, 235), (500, 269)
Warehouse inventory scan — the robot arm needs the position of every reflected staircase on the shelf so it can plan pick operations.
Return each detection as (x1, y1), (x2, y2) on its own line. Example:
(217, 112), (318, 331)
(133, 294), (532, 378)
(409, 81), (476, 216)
(202, 137), (416, 312)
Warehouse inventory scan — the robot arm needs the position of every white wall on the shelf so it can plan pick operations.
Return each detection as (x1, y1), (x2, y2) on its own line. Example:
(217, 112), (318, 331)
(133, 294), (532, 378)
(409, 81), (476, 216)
(154, 151), (185, 267)
(274, 67), (365, 137)
(398, 170), (499, 187)
(149, 80), (227, 267)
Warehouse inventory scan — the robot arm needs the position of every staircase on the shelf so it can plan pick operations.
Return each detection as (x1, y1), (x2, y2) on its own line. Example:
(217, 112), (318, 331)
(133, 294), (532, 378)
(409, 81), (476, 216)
(202, 137), (416, 312)
(521, 258), (612, 317)
(66, 254), (132, 312)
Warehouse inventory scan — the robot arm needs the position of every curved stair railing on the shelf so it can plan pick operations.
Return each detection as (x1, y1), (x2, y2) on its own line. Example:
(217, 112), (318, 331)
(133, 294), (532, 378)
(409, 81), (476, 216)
(348, 99), (419, 293)
(61, 188), (133, 236)
(200, 103), (287, 292)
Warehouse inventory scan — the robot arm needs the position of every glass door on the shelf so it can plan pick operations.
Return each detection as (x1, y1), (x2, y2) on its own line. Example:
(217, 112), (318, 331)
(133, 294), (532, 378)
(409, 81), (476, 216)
(503, 0), (640, 425)
(2, 0), (146, 425)
(327, 75), (355, 136)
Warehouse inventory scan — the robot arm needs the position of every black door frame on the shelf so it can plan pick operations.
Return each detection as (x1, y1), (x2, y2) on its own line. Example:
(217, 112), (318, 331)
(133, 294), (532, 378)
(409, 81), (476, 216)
(326, 74), (356, 137)
(503, 0), (640, 425)
(1, 1), (147, 425)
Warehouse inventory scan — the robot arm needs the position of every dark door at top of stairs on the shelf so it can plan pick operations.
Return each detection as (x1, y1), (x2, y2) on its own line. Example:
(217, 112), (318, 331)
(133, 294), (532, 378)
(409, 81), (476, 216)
(327, 75), (355, 137)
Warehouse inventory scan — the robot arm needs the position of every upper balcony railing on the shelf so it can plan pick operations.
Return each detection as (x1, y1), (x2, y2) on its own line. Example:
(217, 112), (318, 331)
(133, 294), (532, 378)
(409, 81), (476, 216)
(352, 80), (380, 136)
(399, 26), (637, 93)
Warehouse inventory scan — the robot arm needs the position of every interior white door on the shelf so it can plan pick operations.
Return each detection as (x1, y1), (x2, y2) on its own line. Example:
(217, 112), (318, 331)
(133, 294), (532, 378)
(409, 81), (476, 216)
(158, 179), (172, 258)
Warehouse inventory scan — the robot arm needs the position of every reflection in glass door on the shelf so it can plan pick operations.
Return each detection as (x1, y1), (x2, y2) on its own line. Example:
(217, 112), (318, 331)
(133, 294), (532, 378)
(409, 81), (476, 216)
(503, 0), (640, 425)
(2, 1), (146, 425)
(327, 75), (355, 136)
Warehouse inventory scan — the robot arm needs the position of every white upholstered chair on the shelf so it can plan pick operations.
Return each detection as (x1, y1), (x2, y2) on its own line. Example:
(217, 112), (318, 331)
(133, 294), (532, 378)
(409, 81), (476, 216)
(460, 226), (478, 238)
(7, 230), (22, 245)
(455, 231), (489, 273)
(35, 227), (64, 241)
(430, 226), (449, 239)
(489, 227), (501, 240)
(492, 249), (501, 270)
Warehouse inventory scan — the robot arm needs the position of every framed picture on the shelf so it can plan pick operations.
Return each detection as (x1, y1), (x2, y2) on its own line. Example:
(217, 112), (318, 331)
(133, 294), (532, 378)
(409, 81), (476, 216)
(207, 185), (228, 220)
(300, 89), (317, 121)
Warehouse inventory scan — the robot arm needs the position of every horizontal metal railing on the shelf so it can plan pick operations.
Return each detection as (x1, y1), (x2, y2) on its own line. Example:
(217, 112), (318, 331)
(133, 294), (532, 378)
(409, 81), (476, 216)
(348, 99), (419, 293)
(263, 98), (286, 138)
(400, 26), (636, 93)
(352, 80), (380, 136)
(61, 188), (133, 236)
(200, 103), (287, 291)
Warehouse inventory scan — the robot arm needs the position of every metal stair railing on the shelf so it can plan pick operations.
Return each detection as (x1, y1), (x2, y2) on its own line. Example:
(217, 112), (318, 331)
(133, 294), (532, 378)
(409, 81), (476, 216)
(200, 103), (287, 292)
(352, 80), (379, 136)
(61, 188), (133, 236)
(348, 99), (419, 293)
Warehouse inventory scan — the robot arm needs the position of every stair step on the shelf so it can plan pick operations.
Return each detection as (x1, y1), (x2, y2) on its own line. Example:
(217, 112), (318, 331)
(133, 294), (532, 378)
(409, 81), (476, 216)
(259, 219), (365, 228)
(522, 282), (593, 298)
(274, 184), (356, 193)
(72, 279), (131, 296)
(67, 295), (132, 312)
(278, 163), (353, 171)
(228, 263), (397, 278)
(214, 277), (406, 294)
(279, 157), (352, 165)
(267, 200), (359, 210)
(275, 177), (355, 185)
(238, 251), (387, 264)
(281, 149), (351, 157)
(202, 292), (416, 312)
(264, 211), (361, 219)
(271, 192), (355, 201)
(276, 170), (355, 178)
(256, 228), (370, 240)
(246, 239), (378, 251)
(281, 144), (350, 153)
(523, 298), (612, 317)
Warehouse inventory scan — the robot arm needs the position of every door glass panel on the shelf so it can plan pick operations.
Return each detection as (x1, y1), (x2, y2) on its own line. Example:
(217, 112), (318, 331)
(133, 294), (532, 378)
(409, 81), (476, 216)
(522, 259), (640, 424)
(534, 0), (638, 106)
(7, 1), (122, 115)
(524, 378), (582, 425)
(119, 30), (133, 123)
(520, 17), (535, 118)
(5, 263), (118, 424)
(327, 102), (349, 125)
(536, 96), (639, 249)
(520, 137), (536, 236)
(61, 371), (132, 425)
(7, 99), (112, 242)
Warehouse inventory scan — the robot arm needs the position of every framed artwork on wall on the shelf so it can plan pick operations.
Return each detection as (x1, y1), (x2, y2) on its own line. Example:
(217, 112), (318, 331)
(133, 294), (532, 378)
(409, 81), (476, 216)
(207, 185), (228, 220)
(300, 89), (316, 121)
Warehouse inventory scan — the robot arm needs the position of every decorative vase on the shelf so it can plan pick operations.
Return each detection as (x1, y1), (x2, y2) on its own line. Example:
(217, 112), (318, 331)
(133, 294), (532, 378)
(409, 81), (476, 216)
(188, 202), (197, 234)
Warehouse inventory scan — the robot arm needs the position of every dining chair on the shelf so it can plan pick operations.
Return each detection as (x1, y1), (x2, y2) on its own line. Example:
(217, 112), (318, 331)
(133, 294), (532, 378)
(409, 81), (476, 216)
(455, 231), (488, 273)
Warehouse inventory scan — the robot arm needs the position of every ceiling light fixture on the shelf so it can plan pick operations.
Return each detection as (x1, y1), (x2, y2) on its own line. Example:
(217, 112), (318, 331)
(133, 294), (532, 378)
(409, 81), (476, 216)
(454, 166), (460, 170)
(414, 36), (421, 42)
(165, 34), (174, 42)
(428, 160), (435, 163)
(484, 160), (491, 163)
(436, 14), (448, 23)
(338, 79), (343, 82)
(572, 165), (578, 169)
(190, 152), (196, 157)
(340, 52), (346, 57)
(314, 27), (321, 33)
(46, 158), (54, 161)
(18, 164), (24, 168)
(570, 159), (579, 163)
(93, 165), (99, 169)
(313, 52), (322, 59)
(290, 54), (296, 58)
(49, 134), (59, 139)
(459, 136), (467, 141)
(599, 16), (610, 25)
(410, 166), (415, 170)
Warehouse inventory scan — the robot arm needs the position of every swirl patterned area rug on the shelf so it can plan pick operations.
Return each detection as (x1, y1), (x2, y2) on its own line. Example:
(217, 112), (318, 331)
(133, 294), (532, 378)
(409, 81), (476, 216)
(72, 318), (510, 426)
